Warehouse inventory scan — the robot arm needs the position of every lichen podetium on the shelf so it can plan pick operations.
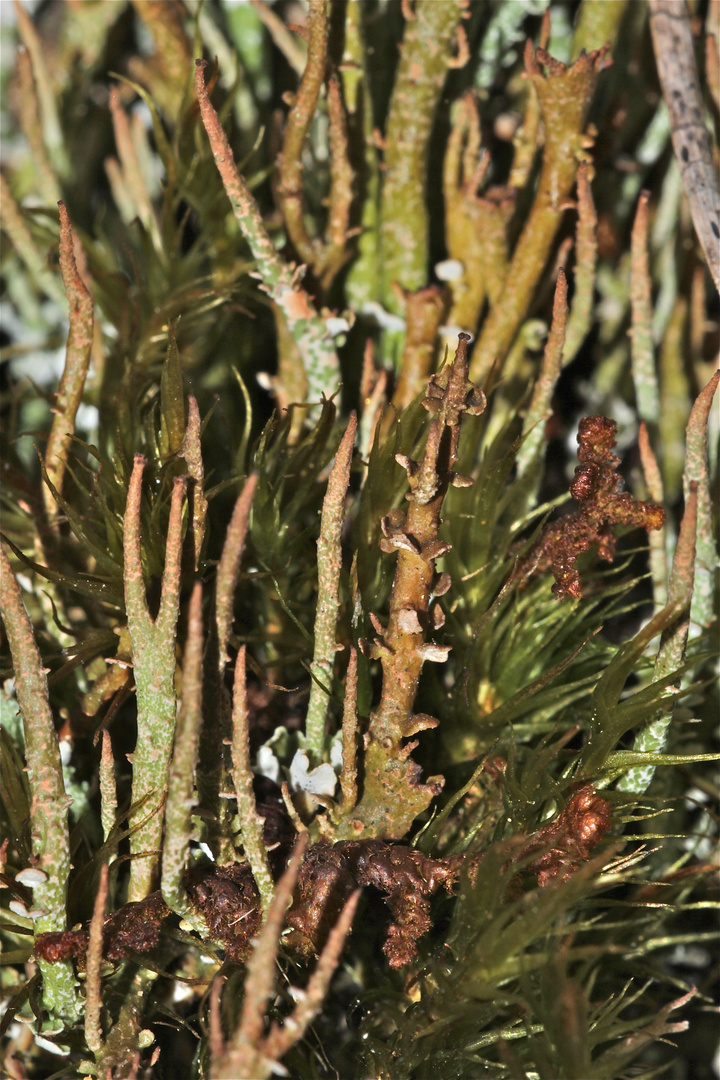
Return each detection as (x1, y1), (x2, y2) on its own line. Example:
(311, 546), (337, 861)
(1, 2), (717, 1076)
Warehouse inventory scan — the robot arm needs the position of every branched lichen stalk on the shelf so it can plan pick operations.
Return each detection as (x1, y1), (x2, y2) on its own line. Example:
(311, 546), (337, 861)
(124, 459), (186, 901)
(194, 60), (340, 410)
(306, 413), (357, 761)
(335, 334), (485, 840)
(231, 645), (274, 916)
(0, 543), (79, 1020)
(380, 0), (466, 314)
(263, 889), (360, 1061)
(442, 93), (515, 347)
(212, 833), (358, 1079)
(43, 202), (94, 523)
(471, 43), (612, 384)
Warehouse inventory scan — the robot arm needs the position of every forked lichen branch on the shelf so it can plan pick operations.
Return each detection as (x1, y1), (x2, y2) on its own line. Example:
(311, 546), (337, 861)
(334, 333), (486, 840)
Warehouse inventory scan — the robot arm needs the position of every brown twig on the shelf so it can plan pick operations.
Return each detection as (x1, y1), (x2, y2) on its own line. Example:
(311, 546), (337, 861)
(649, 0), (720, 294)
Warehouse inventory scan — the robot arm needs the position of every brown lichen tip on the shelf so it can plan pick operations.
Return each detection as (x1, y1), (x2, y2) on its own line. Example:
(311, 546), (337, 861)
(522, 416), (666, 600)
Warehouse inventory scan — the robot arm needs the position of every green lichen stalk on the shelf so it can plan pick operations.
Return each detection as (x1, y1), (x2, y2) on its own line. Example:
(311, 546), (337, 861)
(0, 2), (718, 1077)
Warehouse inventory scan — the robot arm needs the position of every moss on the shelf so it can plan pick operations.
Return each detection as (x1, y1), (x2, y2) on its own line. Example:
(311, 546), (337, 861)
(1, 2), (718, 1078)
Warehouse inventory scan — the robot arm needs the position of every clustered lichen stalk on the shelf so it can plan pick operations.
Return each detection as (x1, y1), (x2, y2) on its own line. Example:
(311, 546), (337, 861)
(442, 108), (515, 352)
(335, 334), (485, 840)
(470, 42), (612, 384)
(123, 457), (186, 902)
(0, 544), (80, 1020)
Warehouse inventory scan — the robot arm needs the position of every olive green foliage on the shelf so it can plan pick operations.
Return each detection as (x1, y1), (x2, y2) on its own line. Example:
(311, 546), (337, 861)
(0, 2), (718, 1079)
